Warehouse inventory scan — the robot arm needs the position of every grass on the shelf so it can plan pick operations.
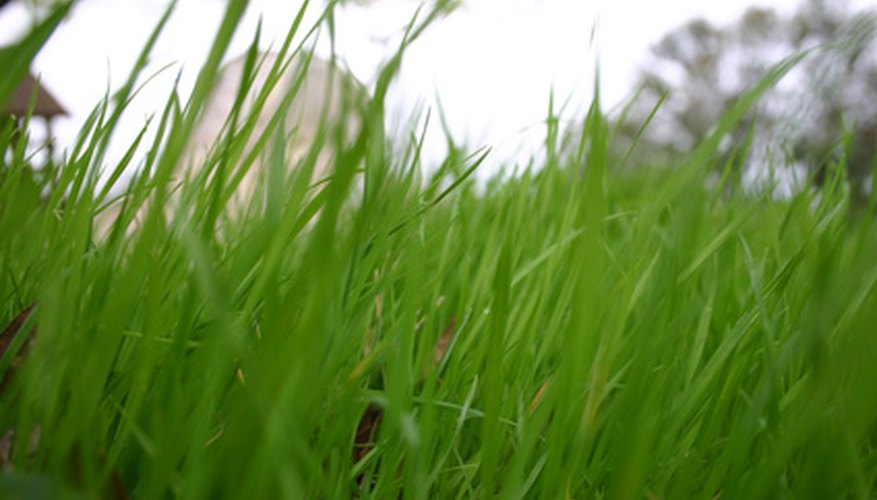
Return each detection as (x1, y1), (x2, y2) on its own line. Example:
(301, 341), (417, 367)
(2, 1), (877, 498)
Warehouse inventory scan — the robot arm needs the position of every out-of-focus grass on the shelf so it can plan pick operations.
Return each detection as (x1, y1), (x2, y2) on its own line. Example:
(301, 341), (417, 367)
(2, 1), (876, 498)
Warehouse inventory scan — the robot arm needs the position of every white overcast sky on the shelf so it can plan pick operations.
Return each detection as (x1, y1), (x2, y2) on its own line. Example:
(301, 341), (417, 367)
(1, 0), (874, 177)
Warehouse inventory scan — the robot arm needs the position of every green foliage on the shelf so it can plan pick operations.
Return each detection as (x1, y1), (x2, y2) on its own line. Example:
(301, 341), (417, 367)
(1, 2), (877, 498)
(0, 1), (70, 110)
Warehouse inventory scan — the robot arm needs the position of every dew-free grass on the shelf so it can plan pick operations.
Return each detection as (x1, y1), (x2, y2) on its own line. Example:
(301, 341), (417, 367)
(2, 1), (876, 498)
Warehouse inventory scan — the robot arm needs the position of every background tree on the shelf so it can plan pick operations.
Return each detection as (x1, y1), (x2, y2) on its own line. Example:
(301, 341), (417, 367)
(611, 0), (877, 196)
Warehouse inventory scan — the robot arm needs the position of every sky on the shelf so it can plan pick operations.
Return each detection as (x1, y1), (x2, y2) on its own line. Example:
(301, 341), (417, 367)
(1, 0), (874, 179)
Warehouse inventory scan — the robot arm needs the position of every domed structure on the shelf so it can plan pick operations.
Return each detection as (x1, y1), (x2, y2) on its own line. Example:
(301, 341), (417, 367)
(183, 50), (364, 213)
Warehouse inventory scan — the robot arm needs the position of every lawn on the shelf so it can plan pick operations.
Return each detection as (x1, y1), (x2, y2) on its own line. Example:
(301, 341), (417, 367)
(2, 1), (876, 498)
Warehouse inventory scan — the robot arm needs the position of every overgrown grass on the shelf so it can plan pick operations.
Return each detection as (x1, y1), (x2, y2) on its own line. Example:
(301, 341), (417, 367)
(2, 2), (877, 498)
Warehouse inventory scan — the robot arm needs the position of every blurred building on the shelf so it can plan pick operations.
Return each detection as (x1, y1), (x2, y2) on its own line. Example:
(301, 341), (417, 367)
(3, 72), (67, 160)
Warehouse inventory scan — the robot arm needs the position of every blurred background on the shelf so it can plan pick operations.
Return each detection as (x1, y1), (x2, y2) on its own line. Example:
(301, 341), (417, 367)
(1, 0), (876, 187)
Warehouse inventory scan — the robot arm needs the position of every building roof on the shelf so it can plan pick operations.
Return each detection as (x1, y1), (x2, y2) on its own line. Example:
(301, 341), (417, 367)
(4, 72), (67, 119)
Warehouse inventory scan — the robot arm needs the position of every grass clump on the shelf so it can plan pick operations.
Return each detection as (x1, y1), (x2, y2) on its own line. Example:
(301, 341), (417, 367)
(2, 1), (877, 498)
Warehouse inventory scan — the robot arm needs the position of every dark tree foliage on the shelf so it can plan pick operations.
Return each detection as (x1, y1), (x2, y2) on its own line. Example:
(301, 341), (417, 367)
(613, 0), (877, 196)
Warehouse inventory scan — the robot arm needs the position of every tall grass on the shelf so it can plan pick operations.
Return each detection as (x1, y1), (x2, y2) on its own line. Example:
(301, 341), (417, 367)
(2, 1), (876, 498)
